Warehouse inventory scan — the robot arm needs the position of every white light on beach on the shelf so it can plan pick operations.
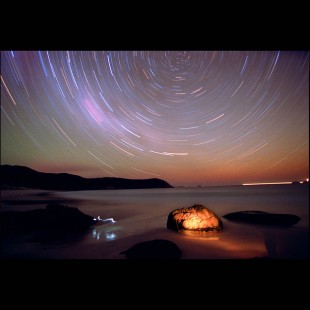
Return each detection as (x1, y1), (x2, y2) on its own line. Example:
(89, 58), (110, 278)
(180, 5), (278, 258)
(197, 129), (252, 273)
(105, 217), (117, 223)
(96, 216), (116, 223)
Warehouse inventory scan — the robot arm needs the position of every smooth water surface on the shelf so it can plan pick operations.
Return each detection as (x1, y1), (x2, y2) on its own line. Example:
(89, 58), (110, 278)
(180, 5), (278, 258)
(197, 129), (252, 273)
(1, 185), (308, 259)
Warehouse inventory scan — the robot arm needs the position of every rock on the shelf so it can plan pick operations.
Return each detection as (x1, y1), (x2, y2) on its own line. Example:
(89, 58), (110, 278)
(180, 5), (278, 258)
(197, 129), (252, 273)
(264, 227), (309, 258)
(44, 203), (95, 230)
(120, 239), (182, 259)
(223, 211), (300, 227)
(1, 203), (95, 237)
(167, 204), (223, 232)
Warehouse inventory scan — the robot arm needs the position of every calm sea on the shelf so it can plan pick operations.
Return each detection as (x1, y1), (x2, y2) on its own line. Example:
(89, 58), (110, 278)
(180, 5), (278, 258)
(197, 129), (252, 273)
(1, 185), (309, 259)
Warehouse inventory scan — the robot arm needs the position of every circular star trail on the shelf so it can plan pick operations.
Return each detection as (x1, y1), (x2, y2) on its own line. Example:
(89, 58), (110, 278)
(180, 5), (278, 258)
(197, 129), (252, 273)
(1, 51), (309, 186)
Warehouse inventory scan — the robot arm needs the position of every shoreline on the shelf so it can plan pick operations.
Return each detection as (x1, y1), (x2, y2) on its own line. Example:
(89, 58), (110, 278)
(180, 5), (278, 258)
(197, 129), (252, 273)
(1, 188), (308, 260)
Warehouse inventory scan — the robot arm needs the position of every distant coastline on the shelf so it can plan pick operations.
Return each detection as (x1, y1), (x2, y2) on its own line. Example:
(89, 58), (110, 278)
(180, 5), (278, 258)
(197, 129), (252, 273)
(0, 165), (173, 191)
(1, 164), (308, 191)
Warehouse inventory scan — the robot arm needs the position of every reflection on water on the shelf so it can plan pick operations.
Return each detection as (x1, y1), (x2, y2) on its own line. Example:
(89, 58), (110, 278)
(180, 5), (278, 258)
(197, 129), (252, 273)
(91, 229), (118, 241)
(92, 228), (118, 241)
(91, 216), (119, 241)
(106, 232), (117, 240)
(91, 223), (120, 241)
(180, 229), (220, 240)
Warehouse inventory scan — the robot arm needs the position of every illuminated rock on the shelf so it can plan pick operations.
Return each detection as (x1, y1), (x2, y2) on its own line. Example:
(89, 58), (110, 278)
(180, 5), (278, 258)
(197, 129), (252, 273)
(167, 204), (223, 232)
(120, 239), (182, 259)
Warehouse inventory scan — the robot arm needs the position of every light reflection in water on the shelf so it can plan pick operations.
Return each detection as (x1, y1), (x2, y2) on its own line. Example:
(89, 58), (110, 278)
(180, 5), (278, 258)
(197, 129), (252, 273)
(106, 232), (117, 240)
(180, 229), (220, 240)
(91, 216), (119, 241)
(91, 226), (119, 241)
(92, 230), (97, 238)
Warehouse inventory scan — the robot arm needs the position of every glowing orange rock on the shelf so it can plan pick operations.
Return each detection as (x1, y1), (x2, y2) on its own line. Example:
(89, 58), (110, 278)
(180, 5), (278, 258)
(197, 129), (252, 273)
(167, 204), (223, 232)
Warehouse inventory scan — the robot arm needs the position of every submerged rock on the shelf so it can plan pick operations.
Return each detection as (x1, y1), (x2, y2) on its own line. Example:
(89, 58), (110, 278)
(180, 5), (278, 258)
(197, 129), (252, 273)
(120, 239), (182, 259)
(167, 204), (223, 232)
(223, 211), (300, 227)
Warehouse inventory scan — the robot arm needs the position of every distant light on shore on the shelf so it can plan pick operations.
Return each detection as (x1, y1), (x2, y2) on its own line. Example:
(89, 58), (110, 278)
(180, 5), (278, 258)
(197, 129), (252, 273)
(242, 182), (292, 186)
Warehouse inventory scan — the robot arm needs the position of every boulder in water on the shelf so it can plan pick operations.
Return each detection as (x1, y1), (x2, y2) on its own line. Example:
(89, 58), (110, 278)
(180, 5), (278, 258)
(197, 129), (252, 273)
(167, 204), (223, 232)
(223, 211), (300, 227)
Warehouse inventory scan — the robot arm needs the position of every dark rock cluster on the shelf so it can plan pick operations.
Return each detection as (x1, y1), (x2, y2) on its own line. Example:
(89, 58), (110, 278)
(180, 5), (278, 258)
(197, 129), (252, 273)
(1, 203), (95, 240)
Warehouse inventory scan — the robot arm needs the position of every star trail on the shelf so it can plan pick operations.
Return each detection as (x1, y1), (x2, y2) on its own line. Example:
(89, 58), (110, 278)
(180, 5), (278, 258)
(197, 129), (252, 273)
(1, 51), (309, 186)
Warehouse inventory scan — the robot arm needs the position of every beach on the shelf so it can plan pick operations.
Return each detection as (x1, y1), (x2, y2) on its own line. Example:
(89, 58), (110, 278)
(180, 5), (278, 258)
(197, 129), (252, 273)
(1, 185), (309, 259)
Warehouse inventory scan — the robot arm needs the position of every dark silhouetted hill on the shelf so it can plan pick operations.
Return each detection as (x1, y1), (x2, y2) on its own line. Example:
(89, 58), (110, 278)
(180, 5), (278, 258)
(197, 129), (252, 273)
(0, 165), (173, 190)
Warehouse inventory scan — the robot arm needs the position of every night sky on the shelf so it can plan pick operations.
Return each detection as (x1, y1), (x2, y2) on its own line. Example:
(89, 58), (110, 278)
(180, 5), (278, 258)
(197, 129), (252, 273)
(1, 51), (309, 186)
